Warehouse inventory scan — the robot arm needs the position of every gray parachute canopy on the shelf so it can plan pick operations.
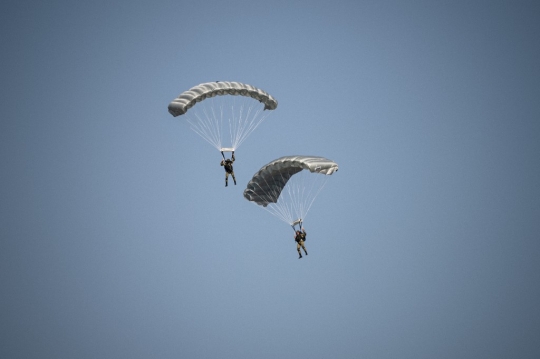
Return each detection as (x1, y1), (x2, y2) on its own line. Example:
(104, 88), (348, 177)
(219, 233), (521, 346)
(243, 156), (339, 207)
(168, 81), (278, 117)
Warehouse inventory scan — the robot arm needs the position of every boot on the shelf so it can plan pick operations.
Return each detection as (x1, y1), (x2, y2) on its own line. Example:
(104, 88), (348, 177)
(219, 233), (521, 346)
(298, 253), (302, 259)
(225, 181), (228, 187)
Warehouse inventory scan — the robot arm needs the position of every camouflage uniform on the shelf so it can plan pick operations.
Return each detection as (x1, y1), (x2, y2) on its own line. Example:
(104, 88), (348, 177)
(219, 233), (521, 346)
(220, 153), (236, 186)
(295, 229), (308, 258)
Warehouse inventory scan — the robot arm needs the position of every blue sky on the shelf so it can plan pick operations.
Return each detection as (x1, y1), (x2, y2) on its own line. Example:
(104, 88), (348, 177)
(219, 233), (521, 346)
(1, 1), (540, 358)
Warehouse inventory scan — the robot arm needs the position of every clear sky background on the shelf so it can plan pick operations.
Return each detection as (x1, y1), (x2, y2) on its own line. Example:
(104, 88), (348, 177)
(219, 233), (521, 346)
(1, 1), (540, 358)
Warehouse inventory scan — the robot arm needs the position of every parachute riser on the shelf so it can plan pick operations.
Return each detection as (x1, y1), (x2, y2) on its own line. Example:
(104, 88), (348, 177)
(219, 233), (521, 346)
(221, 149), (235, 160)
(291, 218), (303, 232)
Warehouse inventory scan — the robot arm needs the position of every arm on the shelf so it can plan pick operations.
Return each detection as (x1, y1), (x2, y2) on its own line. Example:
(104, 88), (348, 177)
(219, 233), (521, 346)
(220, 160), (225, 166)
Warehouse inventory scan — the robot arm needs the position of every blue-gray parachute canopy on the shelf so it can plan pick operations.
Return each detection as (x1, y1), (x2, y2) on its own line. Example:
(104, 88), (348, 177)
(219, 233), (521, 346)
(168, 82), (277, 152)
(244, 156), (338, 227)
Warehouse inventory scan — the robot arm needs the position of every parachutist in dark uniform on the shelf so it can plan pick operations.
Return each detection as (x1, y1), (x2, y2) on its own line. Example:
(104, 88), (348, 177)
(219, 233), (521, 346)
(294, 228), (308, 259)
(220, 152), (236, 187)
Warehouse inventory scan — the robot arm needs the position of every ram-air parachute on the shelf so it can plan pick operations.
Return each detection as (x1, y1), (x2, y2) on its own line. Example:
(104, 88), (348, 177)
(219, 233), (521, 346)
(244, 156), (338, 230)
(168, 81), (277, 153)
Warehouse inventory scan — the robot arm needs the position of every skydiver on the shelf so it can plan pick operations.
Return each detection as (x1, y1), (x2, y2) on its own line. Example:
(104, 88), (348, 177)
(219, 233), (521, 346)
(294, 228), (308, 259)
(220, 151), (236, 187)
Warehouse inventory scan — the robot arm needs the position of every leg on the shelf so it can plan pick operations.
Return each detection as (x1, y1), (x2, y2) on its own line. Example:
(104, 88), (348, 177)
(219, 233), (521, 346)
(297, 242), (302, 258)
(225, 172), (229, 186)
(300, 240), (308, 255)
(231, 171), (236, 185)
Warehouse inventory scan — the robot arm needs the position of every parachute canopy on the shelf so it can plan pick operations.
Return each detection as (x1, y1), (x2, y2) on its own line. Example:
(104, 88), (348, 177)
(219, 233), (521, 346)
(244, 156), (338, 228)
(168, 81), (278, 117)
(168, 81), (277, 152)
(244, 156), (338, 207)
